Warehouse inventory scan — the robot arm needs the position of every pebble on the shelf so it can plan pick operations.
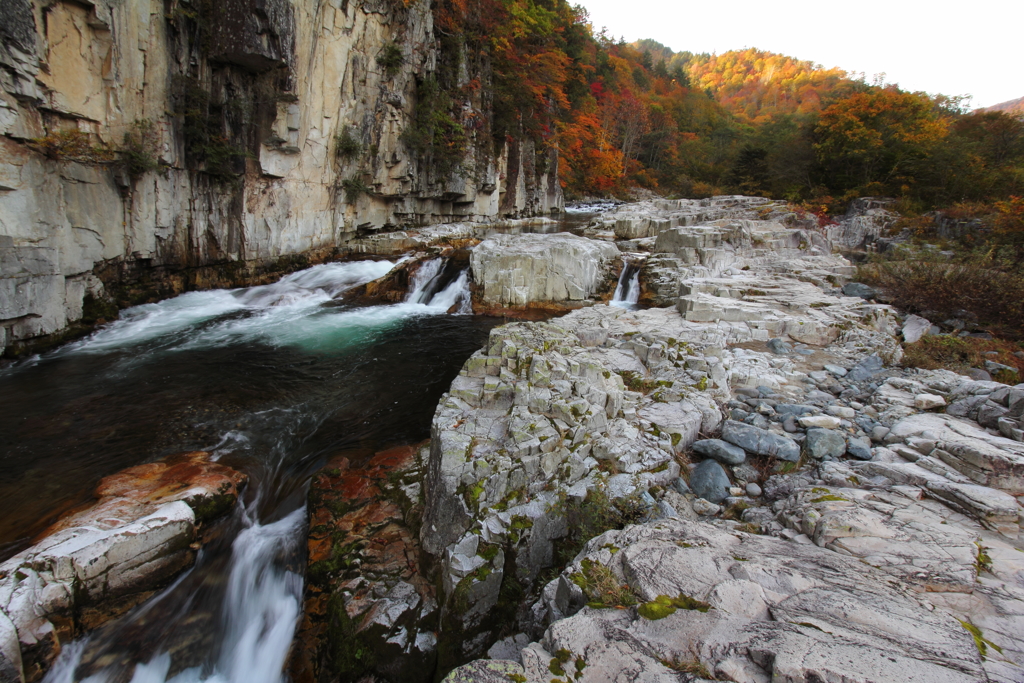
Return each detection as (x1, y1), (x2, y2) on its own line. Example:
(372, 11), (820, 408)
(827, 405), (856, 419)
(846, 436), (872, 460)
(824, 364), (848, 377)
(691, 498), (722, 516)
(745, 482), (762, 497)
(782, 415), (799, 433)
(798, 415), (842, 429)
(804, 428), (847, 459)
(914, 394), (946, 410)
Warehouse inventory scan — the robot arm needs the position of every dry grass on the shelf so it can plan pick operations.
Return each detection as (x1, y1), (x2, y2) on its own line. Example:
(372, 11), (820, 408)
(901, 335), (1024, 381)
(571, 558), (637, 608)
(859, 252), (1024, 340)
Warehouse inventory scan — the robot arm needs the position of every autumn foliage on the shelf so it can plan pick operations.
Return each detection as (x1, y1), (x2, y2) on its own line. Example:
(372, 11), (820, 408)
(425, 0), (1024, 210)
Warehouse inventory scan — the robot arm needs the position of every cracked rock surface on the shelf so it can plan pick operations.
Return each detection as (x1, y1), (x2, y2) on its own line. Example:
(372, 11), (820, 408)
(421, 196), (1024, 682)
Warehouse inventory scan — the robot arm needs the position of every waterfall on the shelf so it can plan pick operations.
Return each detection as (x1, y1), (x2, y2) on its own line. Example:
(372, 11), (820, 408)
(407, 259), (445, 303)
(406, 258), (472, 314)
(611, 260), (641, 308)
(43, 508), (305, 683)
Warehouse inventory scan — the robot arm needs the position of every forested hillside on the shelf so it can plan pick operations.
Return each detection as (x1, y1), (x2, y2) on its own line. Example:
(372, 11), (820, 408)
(982, 96), (1024, 115)
(438, 0), (1023, 212)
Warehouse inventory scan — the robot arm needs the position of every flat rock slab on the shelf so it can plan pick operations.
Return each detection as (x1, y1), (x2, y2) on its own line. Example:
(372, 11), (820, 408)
(889, 413), (1024, 493)
(721, 420), (800, 461)
(519, 519), (984, 683)
(776, 484), (980, 592)
(0, 452), (245, 682)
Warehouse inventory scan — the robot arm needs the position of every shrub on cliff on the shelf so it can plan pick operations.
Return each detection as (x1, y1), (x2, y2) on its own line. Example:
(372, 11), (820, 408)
(118, 119), (162, 180)
(29, 129), (115, 164)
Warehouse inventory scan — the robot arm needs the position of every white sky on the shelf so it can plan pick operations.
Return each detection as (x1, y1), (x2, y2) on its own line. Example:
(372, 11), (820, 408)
(575, 0), (1022, 109)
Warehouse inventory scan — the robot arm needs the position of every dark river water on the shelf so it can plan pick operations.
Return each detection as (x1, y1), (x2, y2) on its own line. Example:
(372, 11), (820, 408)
(0, 259), (501, 683)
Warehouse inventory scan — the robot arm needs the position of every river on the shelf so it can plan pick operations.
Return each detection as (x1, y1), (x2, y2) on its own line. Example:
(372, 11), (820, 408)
(0, 258), (500, 683)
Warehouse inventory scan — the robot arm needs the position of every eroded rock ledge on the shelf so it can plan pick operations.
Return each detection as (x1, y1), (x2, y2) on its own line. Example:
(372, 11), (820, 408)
(415, 198), (1024, 682)
(301, 195), (1024, 682)
(0, 452), (245, 682)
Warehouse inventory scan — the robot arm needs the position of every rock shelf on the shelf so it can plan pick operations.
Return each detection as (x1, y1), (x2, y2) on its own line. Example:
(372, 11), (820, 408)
(411, 197), (1024, 682)
(0, 452), (245, 682)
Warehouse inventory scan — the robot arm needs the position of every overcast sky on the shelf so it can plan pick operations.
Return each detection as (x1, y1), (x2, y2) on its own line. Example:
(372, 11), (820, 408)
(575, 0), (1022, 109)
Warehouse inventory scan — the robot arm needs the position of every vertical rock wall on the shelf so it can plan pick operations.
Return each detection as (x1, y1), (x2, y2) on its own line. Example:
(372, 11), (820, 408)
(0, 0), (562, 354)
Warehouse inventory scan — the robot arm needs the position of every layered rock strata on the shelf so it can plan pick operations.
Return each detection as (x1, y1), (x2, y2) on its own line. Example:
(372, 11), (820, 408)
(0, 452), (246, 682)
(0, 0), (561, 355)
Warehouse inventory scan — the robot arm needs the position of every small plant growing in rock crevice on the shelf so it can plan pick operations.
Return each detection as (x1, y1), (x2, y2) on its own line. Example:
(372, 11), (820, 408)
(376, 42), (405, 78)
(30, 129), (115, 163)
(335, 127), (362, 160)
(341, 177), (373, 203)
(553, 485), (648, 564)
(117, 119), (162, 180)
(569, 558), (636, 608)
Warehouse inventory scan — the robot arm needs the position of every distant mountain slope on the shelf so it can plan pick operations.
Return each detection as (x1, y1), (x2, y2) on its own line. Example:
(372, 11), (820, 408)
(981, 96), (1024, 115)
(631, 42), (852, 123)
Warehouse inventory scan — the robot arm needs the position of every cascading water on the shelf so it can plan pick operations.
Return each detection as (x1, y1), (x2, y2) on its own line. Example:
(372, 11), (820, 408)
(0, 258), (497, 683)
(611, 260), (642, 309)
(406, 258), (473, 314)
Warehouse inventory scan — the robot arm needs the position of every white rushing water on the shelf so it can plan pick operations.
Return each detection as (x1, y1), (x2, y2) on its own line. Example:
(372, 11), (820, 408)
(610, 263), (640, 308)
(38, 257), (478, 682)
(62, 259), (473, 355)
(44, 509), (306, 683)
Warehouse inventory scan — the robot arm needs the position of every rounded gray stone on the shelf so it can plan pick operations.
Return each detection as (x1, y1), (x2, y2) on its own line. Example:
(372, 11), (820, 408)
(842, 282), (876, 299)
(692, 439), (747, 465)
(689, 459), (731, 504)
(804, 427), (847, 460)
(720, 420), (801, 462)
(846, 436), (872, 460)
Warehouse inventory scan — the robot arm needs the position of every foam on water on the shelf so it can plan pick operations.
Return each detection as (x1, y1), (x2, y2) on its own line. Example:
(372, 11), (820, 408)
(610, 262), (641, 309)
(67, 261), (396, 354)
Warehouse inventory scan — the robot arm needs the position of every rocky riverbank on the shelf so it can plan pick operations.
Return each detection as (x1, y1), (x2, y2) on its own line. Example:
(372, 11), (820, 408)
(10, 194), (1024, 683)
(355, 195), (1024, 682)
(0, 452), (245, 682)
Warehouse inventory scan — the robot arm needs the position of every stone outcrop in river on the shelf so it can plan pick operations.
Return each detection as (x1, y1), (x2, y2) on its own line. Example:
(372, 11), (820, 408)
(397, 197), (1024, 682)
(0, 452), (245, 682)
(0, 0), (561, 356)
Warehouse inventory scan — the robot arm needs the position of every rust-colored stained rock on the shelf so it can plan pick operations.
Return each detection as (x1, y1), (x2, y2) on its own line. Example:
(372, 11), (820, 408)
(42, 451), (248, 539)
(0, 452), (246, 683)
(291, 443), (438, 683)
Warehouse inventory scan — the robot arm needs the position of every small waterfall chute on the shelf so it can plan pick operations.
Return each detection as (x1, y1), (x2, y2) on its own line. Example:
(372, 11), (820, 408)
(405, 257), (473, 314)
(611, 259), (643, 308)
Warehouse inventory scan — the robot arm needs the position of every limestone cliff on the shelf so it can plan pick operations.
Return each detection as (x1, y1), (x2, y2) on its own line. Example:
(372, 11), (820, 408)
(0, 0), (562, 355)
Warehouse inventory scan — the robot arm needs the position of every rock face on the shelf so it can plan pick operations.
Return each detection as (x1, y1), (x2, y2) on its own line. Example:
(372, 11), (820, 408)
(827, 196), (899, 250)
(470, 234), (620, 311)
(419, 197), (1024, 682)
(0, 452), (245, 682)
(0, 0), (561, 355)
(520, 519), (986, 683)
(292, 445), (438, 683)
